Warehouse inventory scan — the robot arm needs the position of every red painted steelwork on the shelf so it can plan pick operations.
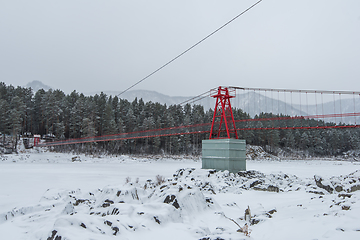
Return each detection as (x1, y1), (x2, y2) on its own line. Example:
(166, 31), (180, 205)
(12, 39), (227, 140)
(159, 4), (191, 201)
(237, 125), (359, 131)
(209, 87), (238, 139)
(235, 112), (360, 123)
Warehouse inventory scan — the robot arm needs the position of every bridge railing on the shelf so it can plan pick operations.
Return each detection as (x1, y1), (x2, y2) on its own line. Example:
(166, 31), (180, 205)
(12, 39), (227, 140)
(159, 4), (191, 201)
(39, 111), (360, 147)
(39, 122), (213, 147)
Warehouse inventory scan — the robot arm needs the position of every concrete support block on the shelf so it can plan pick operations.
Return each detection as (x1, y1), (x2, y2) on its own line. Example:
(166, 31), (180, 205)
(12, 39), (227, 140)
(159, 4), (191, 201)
(202, 139), (246, 173)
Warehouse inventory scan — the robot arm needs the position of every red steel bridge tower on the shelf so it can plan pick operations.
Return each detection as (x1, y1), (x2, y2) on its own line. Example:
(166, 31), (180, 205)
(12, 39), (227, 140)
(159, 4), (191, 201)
(209, 86), (238, 139)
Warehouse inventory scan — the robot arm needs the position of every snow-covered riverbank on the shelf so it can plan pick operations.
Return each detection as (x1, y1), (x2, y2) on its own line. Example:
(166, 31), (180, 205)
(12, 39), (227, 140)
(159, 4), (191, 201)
(1, 151), (359, 239)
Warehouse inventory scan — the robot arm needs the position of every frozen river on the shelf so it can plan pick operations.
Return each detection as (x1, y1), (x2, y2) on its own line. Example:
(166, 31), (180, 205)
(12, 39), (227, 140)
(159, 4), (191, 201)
(1, 152), (359, 240)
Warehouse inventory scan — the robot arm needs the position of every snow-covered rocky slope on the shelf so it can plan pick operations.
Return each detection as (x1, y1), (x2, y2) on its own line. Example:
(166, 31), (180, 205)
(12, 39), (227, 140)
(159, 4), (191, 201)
(0, 150), (360, 239)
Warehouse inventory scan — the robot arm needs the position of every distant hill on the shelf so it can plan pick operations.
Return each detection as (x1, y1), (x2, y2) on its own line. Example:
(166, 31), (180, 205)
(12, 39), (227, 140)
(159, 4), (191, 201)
(89, 90), (195, 107)
(26, 80), (51, 92)
(236, 91), (360, 124)
(26, 81), (358, 124)
(86, 89), (360, 124)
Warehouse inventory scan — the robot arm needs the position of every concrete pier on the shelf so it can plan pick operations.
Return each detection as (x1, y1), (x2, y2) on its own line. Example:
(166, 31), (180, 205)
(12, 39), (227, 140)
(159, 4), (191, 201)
(202, 139), (246, 173)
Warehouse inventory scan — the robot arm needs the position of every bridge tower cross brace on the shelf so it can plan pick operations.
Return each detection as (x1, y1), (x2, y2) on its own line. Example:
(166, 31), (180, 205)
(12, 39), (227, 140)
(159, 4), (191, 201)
(209, 86), (238, 139)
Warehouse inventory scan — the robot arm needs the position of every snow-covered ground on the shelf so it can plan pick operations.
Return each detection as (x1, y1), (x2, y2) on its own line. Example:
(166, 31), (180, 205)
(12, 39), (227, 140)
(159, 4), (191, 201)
(1, 149), (360, 240)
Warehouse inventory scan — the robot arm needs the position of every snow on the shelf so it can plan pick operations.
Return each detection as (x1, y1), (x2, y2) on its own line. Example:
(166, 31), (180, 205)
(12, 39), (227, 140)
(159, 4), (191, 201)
(1, 149), (360, 239)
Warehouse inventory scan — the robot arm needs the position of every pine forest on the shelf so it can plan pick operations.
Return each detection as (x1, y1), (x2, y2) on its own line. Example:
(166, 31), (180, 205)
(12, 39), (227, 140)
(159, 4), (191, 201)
(1, 82), (359, 157)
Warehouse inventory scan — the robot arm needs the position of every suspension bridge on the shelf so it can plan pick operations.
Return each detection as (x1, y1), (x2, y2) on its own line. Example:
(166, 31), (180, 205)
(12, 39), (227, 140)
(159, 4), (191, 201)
(39, 86), (360, 147)
(35, 0), (359, 148)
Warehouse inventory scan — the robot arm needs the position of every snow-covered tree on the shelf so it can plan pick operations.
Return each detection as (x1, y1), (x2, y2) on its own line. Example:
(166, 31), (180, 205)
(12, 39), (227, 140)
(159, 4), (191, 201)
(9, 96), (25, 151)
(102, 101), (117, 135)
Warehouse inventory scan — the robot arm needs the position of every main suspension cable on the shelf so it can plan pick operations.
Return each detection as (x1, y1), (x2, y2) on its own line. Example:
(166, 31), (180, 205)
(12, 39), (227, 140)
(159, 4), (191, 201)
(178, 90), (211, 106)
(117, 0), (263, 97)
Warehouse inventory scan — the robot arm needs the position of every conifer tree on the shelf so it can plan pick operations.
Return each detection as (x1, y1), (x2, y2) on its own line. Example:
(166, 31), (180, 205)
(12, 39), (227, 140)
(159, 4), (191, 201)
(0, 99), (9, 134)
(33, 89), (46, 135)
(9, 96), (25, 151)
(102, 101), (117, 135)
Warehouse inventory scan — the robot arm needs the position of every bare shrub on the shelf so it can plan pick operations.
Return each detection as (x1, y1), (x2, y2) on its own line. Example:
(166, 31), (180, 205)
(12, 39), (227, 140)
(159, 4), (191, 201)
(125, 177), (131, 184)
(155, 175), (165, 186)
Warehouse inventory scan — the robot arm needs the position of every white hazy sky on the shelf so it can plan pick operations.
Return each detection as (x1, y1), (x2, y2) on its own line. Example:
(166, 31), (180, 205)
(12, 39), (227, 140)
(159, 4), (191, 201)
(1, 0), (359, 96)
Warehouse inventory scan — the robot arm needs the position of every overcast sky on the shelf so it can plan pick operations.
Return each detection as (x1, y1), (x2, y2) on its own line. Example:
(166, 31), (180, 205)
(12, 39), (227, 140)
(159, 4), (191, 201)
(1, 0), (359, 97)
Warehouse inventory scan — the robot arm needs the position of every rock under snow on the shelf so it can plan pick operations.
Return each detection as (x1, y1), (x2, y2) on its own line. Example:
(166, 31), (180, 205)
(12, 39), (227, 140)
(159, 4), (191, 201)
(2, 166), (360, 239)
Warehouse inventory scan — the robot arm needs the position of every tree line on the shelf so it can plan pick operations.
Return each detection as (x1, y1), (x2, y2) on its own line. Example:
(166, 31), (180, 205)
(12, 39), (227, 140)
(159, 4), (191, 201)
(0, 82), (359, 156)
